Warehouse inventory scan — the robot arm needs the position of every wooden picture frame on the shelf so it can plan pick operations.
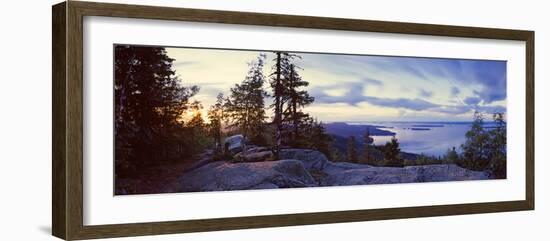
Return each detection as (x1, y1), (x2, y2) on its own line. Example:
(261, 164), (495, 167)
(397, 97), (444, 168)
(52, 1), (534, 240)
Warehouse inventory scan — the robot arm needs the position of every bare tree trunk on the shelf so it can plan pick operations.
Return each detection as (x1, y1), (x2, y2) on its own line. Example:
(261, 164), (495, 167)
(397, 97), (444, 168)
(290, 65), (298, 145)
(273, 52), (282, 160)
(117, 52), (135, 125)
(363, 129), (370, 164)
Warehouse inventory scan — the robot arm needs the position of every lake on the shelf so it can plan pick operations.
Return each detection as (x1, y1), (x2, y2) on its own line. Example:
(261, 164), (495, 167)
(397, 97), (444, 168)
(349, 122), (498, 157)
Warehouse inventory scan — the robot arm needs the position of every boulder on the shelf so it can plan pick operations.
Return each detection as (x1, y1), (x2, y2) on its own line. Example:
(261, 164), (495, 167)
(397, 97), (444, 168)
(280, 149), (329, 170)
(178, 159), (316, 192)
(223, 134), (244, 154)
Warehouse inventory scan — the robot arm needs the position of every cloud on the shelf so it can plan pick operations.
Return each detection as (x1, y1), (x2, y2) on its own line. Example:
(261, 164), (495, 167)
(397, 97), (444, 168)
(310, 82), (366, 106)
(422, 59), (506, 104)
(418, 88), (433, 98)
(173, 60), (198, 68)
(364, 96), (438, 111)
(428, 104), (505, 115)
(311, 82), (438, 111)
(463, 96), (482, 105)
(430, 105), (471, 115)
(363, 78), (383, 86)
(469, 61), (507, 103)
(451, 86), (460, 97)
(477, 105), (506, 114)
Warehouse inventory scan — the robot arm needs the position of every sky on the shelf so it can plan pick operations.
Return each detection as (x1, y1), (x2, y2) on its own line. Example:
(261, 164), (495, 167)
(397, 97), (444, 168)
(166, 47), (506, 122)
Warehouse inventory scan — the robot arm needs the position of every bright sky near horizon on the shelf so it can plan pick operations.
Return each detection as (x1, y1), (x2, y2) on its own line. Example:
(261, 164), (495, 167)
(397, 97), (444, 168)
(166, 47), (506, 122)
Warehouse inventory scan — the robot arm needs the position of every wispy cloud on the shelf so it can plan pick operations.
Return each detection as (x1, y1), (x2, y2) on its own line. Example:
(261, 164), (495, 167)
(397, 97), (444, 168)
(173, 61), (199, 68)
(418, 88), (433, 98)
(311, 82), (438, 110)
(450, 86), (461, 97)
(463, 96), (482, 105)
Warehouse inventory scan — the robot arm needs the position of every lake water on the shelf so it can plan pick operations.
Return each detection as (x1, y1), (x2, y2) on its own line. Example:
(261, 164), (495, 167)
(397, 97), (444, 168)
(350, 122), (495, 157)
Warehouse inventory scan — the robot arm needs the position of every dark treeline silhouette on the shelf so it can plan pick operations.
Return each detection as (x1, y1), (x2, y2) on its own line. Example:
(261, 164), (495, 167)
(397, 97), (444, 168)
(115, 45), (206, 178)
(343, 133), (403, 167)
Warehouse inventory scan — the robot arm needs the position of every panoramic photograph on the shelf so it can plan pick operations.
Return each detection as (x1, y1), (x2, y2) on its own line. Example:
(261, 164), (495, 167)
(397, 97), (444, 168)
(114, 45), (507, 195)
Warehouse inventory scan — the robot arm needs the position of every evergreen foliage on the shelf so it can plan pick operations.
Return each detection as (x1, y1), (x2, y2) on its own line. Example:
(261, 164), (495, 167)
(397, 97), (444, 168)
(488, 113), (507, 178)
(114, 45), (201, 176)
(383, 137), (403, 167)
(461, 111), (491, 170)
(225, 54), (268, 147)
(347, 136), (358, 163)
(207, 93), (225, 153)
(362, 128), (373, 164)
(281, 63), (315, 146)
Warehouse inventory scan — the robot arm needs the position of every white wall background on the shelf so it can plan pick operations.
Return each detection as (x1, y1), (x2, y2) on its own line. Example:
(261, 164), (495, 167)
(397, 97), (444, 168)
(0, 0), (547, 240)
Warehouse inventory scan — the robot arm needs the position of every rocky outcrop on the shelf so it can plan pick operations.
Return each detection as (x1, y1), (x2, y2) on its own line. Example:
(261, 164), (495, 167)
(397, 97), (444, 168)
(177, 148), (490, 192)
(320, 163), (488, 186)
(177, 159), (316, 192)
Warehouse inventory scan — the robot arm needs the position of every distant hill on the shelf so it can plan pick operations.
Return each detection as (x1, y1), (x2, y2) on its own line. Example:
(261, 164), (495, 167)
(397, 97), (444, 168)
(322, 122), (395, 138)
(323, 123), (420, 162)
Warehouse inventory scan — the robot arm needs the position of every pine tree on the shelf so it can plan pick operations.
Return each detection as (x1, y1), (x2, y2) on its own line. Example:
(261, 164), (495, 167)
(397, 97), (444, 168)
(362, 128), (372, 164)
(270, 52), (299, 158)
(304, 118), (333, 159)
(347, 136), (358, 163)
(207, 93), (225, 152)
(445, 146), (460, 164)
(488, 113), (506, 178)
(461, 111), (490, 170)
(186, 105), (206, 148)
(281, 63), (314, 147)
(383, 137), (402, 167)
(114, 45), (199, 171)
(115, 46), (198, 129)
(226, 54), (268, 150)
(271, 52), (283, 159)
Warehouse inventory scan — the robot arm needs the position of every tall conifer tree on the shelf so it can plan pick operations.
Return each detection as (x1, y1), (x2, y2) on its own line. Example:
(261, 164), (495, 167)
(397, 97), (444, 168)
(226, 54), (268, 150)
(281, 63), (314, 146)
(363, 128), (372, 164)
(461, 111), (490, 170)
(207, 93), (226, 152)
(347, 136), (358, 163)
(114, 45), (199, 170)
